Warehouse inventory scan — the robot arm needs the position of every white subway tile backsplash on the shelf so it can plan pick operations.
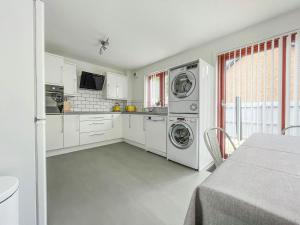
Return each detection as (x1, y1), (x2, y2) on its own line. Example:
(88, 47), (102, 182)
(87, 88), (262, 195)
(67, 89), (126, 112)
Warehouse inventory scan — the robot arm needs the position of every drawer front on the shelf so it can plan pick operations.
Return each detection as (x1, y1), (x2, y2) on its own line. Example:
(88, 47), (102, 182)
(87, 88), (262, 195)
(80, 114), (113, 121)
(80, 131), (107, 145)
(80, 120), (113, 132)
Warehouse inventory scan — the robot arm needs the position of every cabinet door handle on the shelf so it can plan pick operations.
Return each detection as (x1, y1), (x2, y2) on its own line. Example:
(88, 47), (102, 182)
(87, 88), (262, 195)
(89, 122), (105, 125)
(89, 133), (104, 136)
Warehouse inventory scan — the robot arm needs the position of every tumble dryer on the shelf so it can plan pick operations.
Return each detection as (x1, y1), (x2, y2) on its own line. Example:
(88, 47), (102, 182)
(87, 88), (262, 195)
(169, 61), (199, 114)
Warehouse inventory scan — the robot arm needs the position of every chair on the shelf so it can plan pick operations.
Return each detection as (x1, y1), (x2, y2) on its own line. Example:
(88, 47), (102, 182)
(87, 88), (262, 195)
(281, 125), (300, 135)
(203, 128), (236, 167)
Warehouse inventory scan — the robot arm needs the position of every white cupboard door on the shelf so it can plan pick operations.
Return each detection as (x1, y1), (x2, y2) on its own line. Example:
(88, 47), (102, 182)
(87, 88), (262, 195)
(145, 116), (167, 155)
(46, 115), (64, 151)
(122, 114), (130, 140)
(106, 74), (117, 99)
(45, 53), (64, 85)
(118, 75), (128, 100)
(122, 76), (128, 99)
(131, 115), (145, 145)
(63, 62), (77, 96)
(64, 115), (79, 148)
(106, 73), (128, 100)
(112, 114), (122, 139)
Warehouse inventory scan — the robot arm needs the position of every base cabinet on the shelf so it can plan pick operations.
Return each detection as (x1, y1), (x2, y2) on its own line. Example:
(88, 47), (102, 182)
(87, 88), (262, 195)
(123, 114), (145, 145)
(46, 113), (166, 157)
(111, 114), (123, 139)
(79, 114), (122, 146)
(64, 115), (79, 148)
(46, 115), (64, 151)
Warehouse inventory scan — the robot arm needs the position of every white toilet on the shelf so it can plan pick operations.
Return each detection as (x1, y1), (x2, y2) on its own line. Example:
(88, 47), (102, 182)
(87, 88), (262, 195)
(0, 176), (19, 225)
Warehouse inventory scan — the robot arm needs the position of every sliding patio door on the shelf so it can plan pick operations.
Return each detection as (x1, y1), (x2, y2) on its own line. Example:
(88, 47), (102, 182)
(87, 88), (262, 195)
(218, 32), (300, 155)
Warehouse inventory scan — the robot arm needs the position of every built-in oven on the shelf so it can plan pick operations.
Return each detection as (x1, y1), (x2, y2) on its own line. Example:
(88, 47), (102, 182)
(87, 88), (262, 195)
(45, 84), (64, 114)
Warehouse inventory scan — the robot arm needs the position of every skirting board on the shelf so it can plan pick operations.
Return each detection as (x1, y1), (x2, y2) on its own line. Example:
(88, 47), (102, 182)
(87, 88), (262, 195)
(123, 139), (146, 150)
(47, 138), (123, 157)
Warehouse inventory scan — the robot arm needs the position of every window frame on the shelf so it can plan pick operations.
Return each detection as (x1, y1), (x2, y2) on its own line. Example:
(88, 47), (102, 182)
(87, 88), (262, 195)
(144, 71), (168, 108)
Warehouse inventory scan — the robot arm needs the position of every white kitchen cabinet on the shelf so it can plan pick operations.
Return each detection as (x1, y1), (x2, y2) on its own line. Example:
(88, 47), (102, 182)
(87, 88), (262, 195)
(64, 115), (79, 148)
(63, 62), (77, 96)
(118, 75), (128, 99)
(123, 114), (145, 145)
(105, 72), (128, 100)
(46, 115), (64, 151)
(111, 114), (122, 139)
(79, 114), (114, 145)
(122, 114), (130, 140)
(145, 116), (167, 156)
(45, 53), (64, 85)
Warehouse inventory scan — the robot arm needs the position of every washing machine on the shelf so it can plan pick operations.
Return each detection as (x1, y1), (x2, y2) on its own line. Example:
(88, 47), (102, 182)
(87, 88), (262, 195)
(169, 61), (199, 114)
(167, 115), (199, 169)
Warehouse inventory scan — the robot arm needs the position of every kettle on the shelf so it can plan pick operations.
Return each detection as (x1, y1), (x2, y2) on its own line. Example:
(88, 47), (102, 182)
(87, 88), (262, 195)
(112, 103), (121, 112)
(125, 105), (136, 112)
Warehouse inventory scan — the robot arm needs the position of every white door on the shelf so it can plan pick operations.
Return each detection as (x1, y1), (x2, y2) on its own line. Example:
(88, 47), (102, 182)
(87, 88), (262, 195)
(45, 53), (64, 85)
(46, 115), (63, 150)
(64, 115), (79, 148)
(63, 62), (77, 96)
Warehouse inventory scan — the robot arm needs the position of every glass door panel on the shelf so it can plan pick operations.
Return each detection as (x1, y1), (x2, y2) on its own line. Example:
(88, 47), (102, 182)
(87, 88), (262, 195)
(223, 42), (280, 154)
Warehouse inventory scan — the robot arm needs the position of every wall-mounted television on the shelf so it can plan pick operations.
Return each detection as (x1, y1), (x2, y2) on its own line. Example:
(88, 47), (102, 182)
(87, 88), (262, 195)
(79, 71), (105, 90)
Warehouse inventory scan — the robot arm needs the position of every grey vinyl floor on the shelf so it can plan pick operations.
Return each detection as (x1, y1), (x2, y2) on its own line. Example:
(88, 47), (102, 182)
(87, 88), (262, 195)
(47, 142), (211, 225)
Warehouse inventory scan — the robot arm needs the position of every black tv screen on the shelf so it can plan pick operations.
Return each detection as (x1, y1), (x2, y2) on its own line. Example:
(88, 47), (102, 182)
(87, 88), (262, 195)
(79, 71), (105, 90)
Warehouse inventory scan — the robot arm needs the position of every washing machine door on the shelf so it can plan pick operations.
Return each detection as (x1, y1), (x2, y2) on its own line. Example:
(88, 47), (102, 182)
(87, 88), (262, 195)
(169, 122), (194, 149)
(171, 71), (196, 99)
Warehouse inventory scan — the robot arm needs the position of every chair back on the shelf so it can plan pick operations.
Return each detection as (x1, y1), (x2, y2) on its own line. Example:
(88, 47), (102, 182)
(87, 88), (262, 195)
(281, 125), (300, 135)
(204, 128), (236, 167)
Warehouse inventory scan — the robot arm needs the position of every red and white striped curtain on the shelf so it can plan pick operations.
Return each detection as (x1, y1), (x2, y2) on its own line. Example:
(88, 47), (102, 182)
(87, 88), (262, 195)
(145, 71), (167, 107)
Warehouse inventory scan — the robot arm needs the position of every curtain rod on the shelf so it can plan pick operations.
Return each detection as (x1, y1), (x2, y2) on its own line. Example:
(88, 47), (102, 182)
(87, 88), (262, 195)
(217, 28), (300, 55)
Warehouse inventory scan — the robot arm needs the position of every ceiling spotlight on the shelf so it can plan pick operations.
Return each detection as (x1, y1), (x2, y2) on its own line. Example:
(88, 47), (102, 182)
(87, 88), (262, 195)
(99, 38), (109, 55)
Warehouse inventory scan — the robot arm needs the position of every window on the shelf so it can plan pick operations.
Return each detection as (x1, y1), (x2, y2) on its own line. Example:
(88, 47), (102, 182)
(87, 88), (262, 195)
(217, 32), (300, 156)
(145, 71), (168, 107)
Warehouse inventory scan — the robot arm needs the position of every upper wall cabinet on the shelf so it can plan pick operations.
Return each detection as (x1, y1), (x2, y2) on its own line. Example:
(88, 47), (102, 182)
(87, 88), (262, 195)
(105, 72), (128, 100)
(63, 62), (77, 96)
(45, 53), (64, 85)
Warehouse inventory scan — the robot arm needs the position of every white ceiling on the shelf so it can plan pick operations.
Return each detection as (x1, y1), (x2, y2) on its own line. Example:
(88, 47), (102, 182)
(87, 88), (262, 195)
(45, 0), (300, 70)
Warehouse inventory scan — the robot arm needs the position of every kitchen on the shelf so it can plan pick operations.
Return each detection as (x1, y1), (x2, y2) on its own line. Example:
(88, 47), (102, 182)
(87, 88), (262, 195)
(45, 52), (169, 158)
(2, 1), (300, 225)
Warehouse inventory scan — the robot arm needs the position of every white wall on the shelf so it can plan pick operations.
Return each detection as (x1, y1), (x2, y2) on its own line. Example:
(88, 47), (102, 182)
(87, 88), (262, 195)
(0, 0), (37, 225)
(132, 8), (300, 102)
